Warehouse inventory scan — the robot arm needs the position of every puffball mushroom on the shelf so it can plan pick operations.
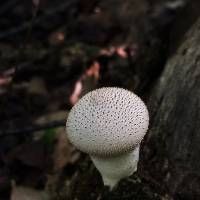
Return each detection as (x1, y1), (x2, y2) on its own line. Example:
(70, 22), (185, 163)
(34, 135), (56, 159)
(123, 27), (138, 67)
(66, 87), (149, 189)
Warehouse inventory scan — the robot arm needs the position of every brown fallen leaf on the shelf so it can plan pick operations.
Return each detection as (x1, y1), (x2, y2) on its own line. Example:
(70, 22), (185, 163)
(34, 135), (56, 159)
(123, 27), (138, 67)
(5, 140), (50, 169)
(32, 0), (40, 7)
(48, 31), (65, 45)
(116, 46), (128, 58)
(35, 111), (67, 125)
(53, 128), (80, 171)
(70, 61), (100, 105)
(2, 67), (15, 76)
(34, 113), (80, 191)
(0, 76), (12, 86)
(11, 180), (50, 200)
(27, 77), (48, 96)
(69, 80), (82, 105)
(45, 127), (80, 191)
(85, 61), (100, 80)
(99, 45), (128, 58)
(34, 111), (67, 140)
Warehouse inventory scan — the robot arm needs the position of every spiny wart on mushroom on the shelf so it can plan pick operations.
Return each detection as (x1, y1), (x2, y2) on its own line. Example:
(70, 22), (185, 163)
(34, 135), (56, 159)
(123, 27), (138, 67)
(66, 87), (149, 189)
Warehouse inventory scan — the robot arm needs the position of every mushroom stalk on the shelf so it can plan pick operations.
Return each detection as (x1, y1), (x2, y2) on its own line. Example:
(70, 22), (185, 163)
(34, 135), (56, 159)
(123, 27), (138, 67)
(66, 87), (149, 189)
(90, 146), (140, 189)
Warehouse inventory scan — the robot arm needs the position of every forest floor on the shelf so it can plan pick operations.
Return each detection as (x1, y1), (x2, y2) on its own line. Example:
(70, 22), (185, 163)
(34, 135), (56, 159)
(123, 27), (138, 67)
(0, 0), (197, 199)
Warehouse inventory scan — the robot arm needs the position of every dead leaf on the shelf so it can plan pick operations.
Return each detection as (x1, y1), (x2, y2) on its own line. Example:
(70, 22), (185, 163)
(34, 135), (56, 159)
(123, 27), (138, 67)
(116, 46), (128, 58)
(70, 80), (82, 105)
(0, 76), (12, 86)
(28, 77), (48, 96)
(32, 0), (40, 7)
(99, 45), (128, 58)
(35, 111), (67, 124)
(5, 140), (49, 169)
(85, 61), (100, 79)
(94, 7), (101, 14)
(53, 128), (80, 171)
(0, 76), (12, 95)
(34, 111), (67, 140)
(48, 31), (65, 45)
(2, 67), (15, 76)
(11, 180), (50, 200)
(99, 47), (115, 56)
(45, 128), (80, 191)
(69, 61), (100, 105)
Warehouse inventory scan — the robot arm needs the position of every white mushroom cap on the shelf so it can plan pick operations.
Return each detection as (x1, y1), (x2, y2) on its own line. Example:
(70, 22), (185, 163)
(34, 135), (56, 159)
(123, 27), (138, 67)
(66, 87), (149, 157)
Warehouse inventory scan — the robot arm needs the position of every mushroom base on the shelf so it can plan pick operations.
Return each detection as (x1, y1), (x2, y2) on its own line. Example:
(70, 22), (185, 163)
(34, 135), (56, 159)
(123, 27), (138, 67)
(90, 146), (140, 189)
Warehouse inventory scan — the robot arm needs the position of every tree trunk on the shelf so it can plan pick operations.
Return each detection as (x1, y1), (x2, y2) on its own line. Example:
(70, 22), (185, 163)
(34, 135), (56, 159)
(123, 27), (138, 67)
(142, 16), (200, 199)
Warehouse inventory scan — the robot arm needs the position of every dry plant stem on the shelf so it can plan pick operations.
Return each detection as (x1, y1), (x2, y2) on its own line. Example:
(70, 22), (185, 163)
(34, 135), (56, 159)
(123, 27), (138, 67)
(0, 120), (65, 136)
(90, 146), (140, 189)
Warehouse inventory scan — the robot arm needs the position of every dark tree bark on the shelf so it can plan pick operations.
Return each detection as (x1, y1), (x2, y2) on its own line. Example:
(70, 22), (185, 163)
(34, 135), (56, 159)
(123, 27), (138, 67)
(142, 16), (200, 199)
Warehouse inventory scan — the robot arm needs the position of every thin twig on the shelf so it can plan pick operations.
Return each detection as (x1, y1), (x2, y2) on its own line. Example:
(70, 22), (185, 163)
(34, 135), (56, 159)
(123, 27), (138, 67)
(0, 0), (79, 40)
(0, 119), (66, 137)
